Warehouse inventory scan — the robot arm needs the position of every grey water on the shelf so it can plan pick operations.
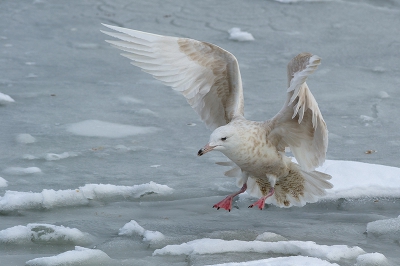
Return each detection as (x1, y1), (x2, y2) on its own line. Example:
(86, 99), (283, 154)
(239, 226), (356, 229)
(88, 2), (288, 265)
(1, 0), (400, 265)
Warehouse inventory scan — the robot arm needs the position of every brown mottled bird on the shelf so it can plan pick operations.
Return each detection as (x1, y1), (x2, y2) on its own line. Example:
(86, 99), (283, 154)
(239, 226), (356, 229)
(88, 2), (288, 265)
(102, 24), (332, 211)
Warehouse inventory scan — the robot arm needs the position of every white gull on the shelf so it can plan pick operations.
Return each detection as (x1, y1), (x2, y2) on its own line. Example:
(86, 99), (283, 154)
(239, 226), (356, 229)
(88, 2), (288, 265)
(101, 24), (332, 211)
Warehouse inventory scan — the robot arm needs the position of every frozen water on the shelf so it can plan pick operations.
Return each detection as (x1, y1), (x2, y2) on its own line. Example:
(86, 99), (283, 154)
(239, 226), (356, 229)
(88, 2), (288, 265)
(228, 28), (255, 42)
(1, 0), (400, 265)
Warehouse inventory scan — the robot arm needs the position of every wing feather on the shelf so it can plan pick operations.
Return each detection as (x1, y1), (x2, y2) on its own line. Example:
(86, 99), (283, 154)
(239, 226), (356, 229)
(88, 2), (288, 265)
(102, 24), (244, 130)
(268, 53), (328, 171)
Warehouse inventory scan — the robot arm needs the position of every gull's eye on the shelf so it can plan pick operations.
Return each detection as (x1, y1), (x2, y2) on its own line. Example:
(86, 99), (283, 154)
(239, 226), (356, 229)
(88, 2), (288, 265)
(221, 137), (227, 141)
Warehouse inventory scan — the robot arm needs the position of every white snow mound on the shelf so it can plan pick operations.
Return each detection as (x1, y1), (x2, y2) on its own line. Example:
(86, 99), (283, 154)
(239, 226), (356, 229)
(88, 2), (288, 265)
(207, 255), (339, 266)
(228, 28), (254, 41)
(119, 219), (165, 244)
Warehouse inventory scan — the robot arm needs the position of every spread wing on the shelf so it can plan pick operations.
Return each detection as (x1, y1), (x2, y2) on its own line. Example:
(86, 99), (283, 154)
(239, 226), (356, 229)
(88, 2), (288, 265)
(101, 24), (244, 131)
(268, 53), (328, 171)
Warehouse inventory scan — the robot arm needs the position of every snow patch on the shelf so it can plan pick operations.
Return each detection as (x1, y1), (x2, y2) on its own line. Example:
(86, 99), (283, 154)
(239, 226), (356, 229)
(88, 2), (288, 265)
(316, 160), (400, 199)
(66, 120), (159, 138)
(0, 223), (91, 245)
(228, 28), (254, 41)
(0, 92), (14, 104)
(0, 182), (173, 211)
(3, 167), (41, 175)
(15, 133), (36, 144)
(356, 253), (389, 266)
(367, 216), (400, 237)
(119, 220), (165, 244)
(0, 177), (7, 187)
(207, 256), (339, 266)
(153, 238), (365, 261)
(255, 232), (287, 242)
(25, 246), (113, 266)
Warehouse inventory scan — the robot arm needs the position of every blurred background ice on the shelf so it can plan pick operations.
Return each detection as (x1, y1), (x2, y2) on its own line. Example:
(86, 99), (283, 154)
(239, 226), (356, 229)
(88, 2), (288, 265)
(1, 0), (400, 265)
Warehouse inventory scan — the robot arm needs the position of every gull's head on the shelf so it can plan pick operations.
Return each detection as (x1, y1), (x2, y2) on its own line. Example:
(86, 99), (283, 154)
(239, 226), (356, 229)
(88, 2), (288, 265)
(198, 125), (237, 156)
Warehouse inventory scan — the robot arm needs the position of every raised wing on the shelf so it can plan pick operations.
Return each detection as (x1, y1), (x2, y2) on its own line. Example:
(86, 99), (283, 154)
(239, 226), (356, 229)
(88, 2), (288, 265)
(101, 24), (244, 131)
(268, 53), (328, 171)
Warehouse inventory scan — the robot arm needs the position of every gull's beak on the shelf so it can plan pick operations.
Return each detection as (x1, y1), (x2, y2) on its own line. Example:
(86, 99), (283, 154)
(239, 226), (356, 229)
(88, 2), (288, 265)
(198, 143), (215, 156)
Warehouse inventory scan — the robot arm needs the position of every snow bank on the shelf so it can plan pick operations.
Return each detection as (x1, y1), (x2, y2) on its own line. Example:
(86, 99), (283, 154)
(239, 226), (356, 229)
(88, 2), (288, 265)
(25, 246), (113, 266)
(317, 160), (400, 199)
(3, 167), (41, 175)
(0, 177), (7, 187)
(0, 223), (91, 245)
(0, 182), (173, 211)
(367, 215), (400, 237)
(0, 92), (14, 104)
(153, 238), (365, 261)
(228, 28), (254, 41)
(15, 133), (36, 144)
(207, 256), (339, 266)
(119, 220), (165, 244)
(66, 119), (159, 138)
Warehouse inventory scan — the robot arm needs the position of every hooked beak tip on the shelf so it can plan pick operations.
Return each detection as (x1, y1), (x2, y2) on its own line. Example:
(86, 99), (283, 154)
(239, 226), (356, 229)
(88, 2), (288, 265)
(197, 149), (203, 156)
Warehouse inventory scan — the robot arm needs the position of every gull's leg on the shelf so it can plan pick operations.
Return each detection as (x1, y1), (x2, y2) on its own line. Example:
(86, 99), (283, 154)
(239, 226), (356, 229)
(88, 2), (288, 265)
(248, 187), (274, 210)
(213, 183), (247, 212)
(249, 174), (277, 210)
(213, 171), (249, 212)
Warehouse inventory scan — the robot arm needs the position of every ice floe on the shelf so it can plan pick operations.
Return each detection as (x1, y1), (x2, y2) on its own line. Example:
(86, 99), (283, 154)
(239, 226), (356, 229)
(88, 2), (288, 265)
(15, 133), (36, 144)
(228, 28), (254, 41)
(317, 160), (400, 199)
(0, 92), (14, 104)
(0, 223), (91, 245)
(367, 215), (400, 238)
(255, 232), (287, 242)
(153, 238), (366, 261)
(0, 182), (173, 212)
(0, 177), (7, 187)
(207, 256), (339, 266)
(119, 220), (165, 244)
(66, 119), (159, 138)
(3, 167), (42, 175)
(25, 246), (113, 266)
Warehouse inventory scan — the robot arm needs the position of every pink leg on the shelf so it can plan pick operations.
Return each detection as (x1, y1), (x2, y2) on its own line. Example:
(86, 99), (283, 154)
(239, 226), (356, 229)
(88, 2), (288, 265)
(248, 187), (275, 210)
(213, 183), (247, 212)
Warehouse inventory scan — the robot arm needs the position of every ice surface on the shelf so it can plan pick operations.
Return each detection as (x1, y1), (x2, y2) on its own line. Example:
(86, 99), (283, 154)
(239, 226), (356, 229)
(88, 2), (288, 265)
(207, 256), (339, 266)
(0, 92), (14, 104)
(153, 238), (366, 261)
(0, 177), (7, 187)
(2, 0), (400, 265)
(228, 28), (255, 42)
(0, 223), (91, 245)
(15, 133), (36, 144)
(0, 182), (173, 211)
(25, 246), (113, 266)
(66, 120), (159, 138)
(119, 220), (165, 244)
